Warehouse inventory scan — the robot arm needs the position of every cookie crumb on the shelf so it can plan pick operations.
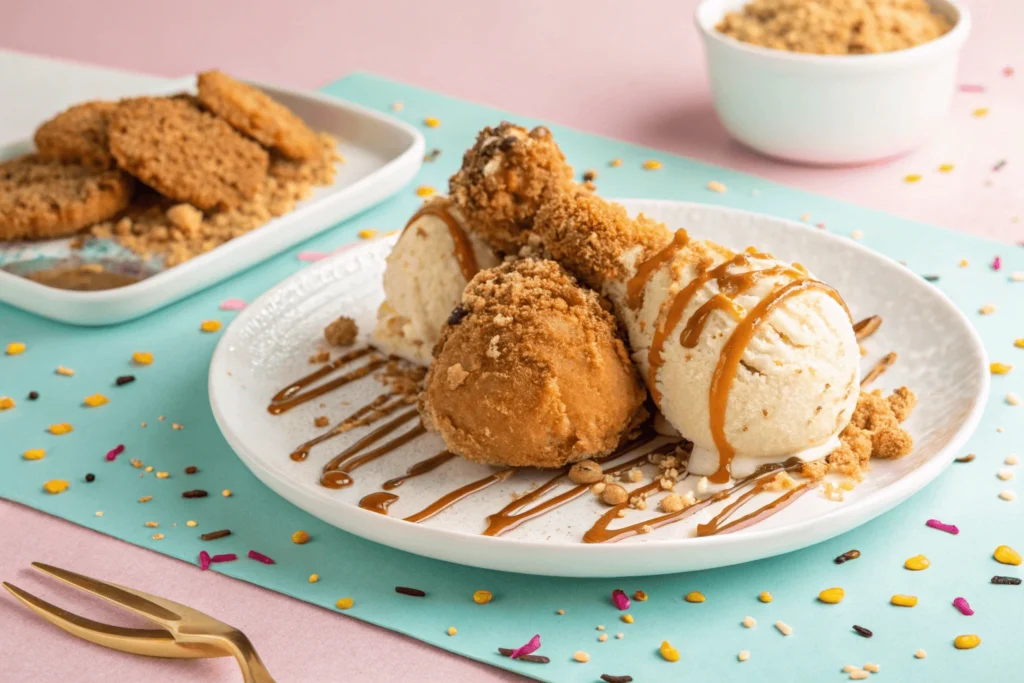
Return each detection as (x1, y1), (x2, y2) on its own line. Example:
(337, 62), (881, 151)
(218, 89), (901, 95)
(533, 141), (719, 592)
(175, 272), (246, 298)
(324, 316), (358, 346)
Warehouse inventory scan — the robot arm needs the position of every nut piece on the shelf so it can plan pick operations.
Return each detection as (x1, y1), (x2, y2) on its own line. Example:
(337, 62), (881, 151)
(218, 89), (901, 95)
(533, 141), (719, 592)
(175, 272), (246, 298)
(568, 459), (604, 484)
(601, 483), (629, 505)
(324, 315), (358, 346)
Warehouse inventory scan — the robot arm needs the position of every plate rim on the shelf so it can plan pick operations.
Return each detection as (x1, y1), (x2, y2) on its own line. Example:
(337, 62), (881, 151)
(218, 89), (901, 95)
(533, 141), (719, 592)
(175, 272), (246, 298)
(209, 198), (990, 576)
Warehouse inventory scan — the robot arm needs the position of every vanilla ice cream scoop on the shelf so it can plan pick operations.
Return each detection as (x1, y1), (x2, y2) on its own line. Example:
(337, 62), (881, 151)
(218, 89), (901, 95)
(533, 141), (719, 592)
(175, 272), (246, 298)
(372, 197), (500, 365)
(535, 191), (860, 482)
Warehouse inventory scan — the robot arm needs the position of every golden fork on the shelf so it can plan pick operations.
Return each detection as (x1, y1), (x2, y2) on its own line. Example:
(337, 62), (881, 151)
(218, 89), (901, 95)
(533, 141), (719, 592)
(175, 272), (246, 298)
(3, 562), (275, 683)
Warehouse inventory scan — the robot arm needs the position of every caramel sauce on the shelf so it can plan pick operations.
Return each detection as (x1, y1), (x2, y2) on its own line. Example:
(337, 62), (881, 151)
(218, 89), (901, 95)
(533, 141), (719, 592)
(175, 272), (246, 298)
(321, 470), (353, 489)
(404, 469), (515, 524)
(383, 451), (456, 490)
(407, 204), (480, 282)
(861, 351), (897, 387)
(679, 294), (742, 348)
(336, 425), (428, 475)
(853, 315), (882, 342)
(626, 229), (689, 310)
(696, 480), (811, 536)
(268, 347), (385, 415)
(707, 279), (849, 483)
(316, 408), (423, 489)
(289, 393), (404, 462)
(359, 491), (399, 515)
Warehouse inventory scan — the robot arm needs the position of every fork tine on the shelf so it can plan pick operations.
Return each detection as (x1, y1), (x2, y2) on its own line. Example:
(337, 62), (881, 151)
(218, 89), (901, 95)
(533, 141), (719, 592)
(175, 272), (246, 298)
(2, 581), (222, 659)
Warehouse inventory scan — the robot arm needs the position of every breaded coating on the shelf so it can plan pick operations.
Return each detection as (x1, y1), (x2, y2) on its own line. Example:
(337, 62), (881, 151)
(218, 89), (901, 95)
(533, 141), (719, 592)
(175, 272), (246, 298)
(533, 187), (671, 290)
(449, 122), (575, 253)
(34, 101), (116, 170)
(420, 259), (647, 468)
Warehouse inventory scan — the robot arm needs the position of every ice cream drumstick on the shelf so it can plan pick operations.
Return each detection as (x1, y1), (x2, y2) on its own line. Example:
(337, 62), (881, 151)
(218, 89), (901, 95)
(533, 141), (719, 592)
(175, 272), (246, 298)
(450, 125), (860, 483)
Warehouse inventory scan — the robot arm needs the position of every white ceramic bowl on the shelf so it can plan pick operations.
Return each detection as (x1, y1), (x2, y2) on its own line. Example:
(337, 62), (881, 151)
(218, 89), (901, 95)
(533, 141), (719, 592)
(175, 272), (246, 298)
(695, 0), (971, 165)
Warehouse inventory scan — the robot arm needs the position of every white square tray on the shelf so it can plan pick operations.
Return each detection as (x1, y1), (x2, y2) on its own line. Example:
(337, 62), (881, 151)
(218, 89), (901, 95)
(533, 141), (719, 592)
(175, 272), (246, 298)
(0, 76), (424, 325)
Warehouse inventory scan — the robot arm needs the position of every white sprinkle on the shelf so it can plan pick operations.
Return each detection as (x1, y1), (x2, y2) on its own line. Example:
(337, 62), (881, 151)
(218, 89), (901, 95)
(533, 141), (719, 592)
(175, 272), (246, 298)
(775, 620), (792, 636)
(998, 427), (1006, 433)
(1007, 454), (1020, 465)
(915, 649), (927, 659)
(851, 671), (870, 681)
(596, 625), (605, 631)
(998, 468), (1015, 480)
(864, 663), (880, 673)
(1010, 271), (1024, 282)
(598, 634), (608, 642)
(742, 616), (756, 628)
(851, 229), (864, 240)
(95, 511), (104, 517)
(1007, 392), (1021, 406)
(738, 650), (750, 662)
(573, 651), (589, 663)
(842, 665), (858, 673)
(980, 304), (997, 315)
(616, 633), (624, 639)
(1000, 490), (1017, 501)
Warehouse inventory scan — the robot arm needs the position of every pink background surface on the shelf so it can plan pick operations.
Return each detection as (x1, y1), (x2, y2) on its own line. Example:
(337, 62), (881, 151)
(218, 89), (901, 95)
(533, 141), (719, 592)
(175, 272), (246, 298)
(1, 1), (1021, 681)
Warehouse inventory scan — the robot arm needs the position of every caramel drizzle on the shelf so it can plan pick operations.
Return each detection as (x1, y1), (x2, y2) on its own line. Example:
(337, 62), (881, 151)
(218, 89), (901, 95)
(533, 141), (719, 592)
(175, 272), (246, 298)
(406, 204), (480, 282)
(853, 315), (882, 342)
(626, 229), (689, 309)
(289, 393), (408, 462)
(696, 480), (812, 536)
(861, 351), (897, 387)
(268, 347), (385, 415)
(482, 436), (669, 537)
(404, 469), (515, 524)
(382, 451), (456, 491)
(359, 491), (399, 515)
(317, 408), (423, 489)
(583, 458), (804, 543)
(708, 279), (850, 483)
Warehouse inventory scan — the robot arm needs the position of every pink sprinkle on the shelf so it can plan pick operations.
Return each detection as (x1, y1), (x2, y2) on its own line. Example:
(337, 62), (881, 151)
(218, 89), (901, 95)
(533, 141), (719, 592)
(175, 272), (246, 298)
(198, 550), (211, 571)
(105, 444), (125, 462)
(219, 298), (247, 311)
(926, 519), (960, 535)
(509, 634), (541, 659)
(210, 553), (237, 563)
(1005, 67), (1015, 78)
(993, 256), (1002, 271)
(612, 589), (631, 610)
(959, 84), (986, 93)
(297, 250), (329, 262)
(248, 549), (275, 564)
(953, 597), (974, 615)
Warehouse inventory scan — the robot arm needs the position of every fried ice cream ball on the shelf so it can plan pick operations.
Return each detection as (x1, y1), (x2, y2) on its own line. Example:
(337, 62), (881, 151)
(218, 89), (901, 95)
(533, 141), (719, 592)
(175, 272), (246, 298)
(420, 259), (648, 468)
(449, 122), (576, 254)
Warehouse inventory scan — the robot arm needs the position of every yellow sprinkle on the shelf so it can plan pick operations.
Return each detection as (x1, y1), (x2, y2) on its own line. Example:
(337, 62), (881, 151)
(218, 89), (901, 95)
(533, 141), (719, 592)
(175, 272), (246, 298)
(23, 449), (45, 461)
(955, 634), (981, 649)
(309, 574), (320, 583)
(144, 466), (154, 473)
(609, 158), (623, 168)
(0, 396), (14, 410)
(959, 259), (969, 268)
(448, 626), (457, 636)
(938, 163), (955, 173)
(992, 362), (1014, 374)
(994, 545), (1021, 565)
(357, 229), (378, 239)
(621, 614), (634, 624)
(598, 633), (608, 642)
(48, 423), (73, 435)
(915, 649), (927, 659)
(138, 495), (152, 503)
(660, 640), (680, 662)
(573, 651), (590, 663)
(758, 591), (772, 603)
(891, 594), (918, 607)
(200, 320), (222, 333)
(904, 554), (930, 570)
(415, 186), (435, 197)
(817, 587), (844, 604)
(172, 423), (183, 430)
(95, 511), (103, 517)
(56, 365), (75, 376)
(685, 591), (706, 603)
(390, 101), (404, 111)
(84, 394), (109, 407)
(904, 174), (922, 183)
(132, 351), (153, 365)
(423, 117), (440, 128)
(6, 342), (26, 355)
(43, 479), (69, 494)
(145, 521), (158, 528)
(1014, 339), (1024, 349)
(980, 304), (997, 315)
(472, 590), (493, 605)
(335, 597), (354, 610)
(186, 520), (198, 527)
(707, 180), (727, 193)
(292, 530), (311, 544)
(152, 533), (164, 540)
(973, 107), (989, 118)
(642, 160), (662, 171)
(222, 489), (232, 497)
(130, 458), (143, 469)
(633, 590), (647, 601)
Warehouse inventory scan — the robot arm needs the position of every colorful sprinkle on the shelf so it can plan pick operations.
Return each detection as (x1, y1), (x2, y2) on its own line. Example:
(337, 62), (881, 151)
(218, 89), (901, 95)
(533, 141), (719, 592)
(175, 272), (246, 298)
(685, 591), (706, 603)
(83, 393), (109, 407)
(993, 256), (1002, 271)
(0, 396), (14, 410)
(198, 550), (211, 571)
(219, 298), (247, 311)
(611, 589), (630, 610)
(573, 651), (590, 663)
(22, 449), (45, 461)
(738, 650), (750, 662)
(116, 375), (135, 386)
(891, 594), (918, 608)
(56, 365), (74, 376)
(43, 479), (69, 494)
(210, 553), (237, 563)
(357, 229), (378, 239)
(905, 554), (930, 570)
(48, 423), (73, 435)
(642, 160), (662, 171)
(6, 342), (26, 355)
(958, 84), (985, 92)
(609, 159), (623, 168)
(915, 649), (927, 659)
(423, 117), (440, 128)
(852, 625), (872, 638)
(1007, 393), (1021, 406)
(291, 530), (311, 544)
(309, 574), (319, 583)
(973, 108), (989, 118)
(999, 490), (1017, 501)
(200, 320), (221, 333)
(953, 597), (974, 615)
(247, 550), (275, 565)
(105, 444), (125, 461)
(991, 362), (1014, 375)
(759, 591), (773, 603)
(395, 586), (426, 597)
(926, 519), (960, 534)
(991, 575), (1021, 585)
(775, 621), (793, 636)
(818, 587), (844, 604)
(954, 634), (981, 649)
(742, 616), (756, 628)
(448, 626), (457, 636)
(132, 351), (153, 365)
(335, 597), (354, 610)
(994, 545), (1021, 565)
(904, 174), (922, 183)
(297, 251), (329, 262)
(632, 590), (647, 601)
(707, 181), (727, 193)
(473, 590), (493, 605)
(834, 549), (861, 564)
(659, 640), (680, 662)
(509, 634), (541, 660)
(938, 163), (955, 173)
(621, 614), (634, 624)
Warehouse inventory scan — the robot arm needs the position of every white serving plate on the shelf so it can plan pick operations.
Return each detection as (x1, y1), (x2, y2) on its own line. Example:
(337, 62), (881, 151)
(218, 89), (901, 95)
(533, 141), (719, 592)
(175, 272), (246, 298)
(0, 76), (424, 325)
(209, 199), (988, 577)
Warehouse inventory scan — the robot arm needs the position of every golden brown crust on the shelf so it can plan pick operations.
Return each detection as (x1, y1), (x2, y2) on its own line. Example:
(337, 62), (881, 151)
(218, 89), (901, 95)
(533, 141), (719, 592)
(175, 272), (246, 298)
(34, 101), (116, 170)
(0, 154), (134, 240)
(197, 70), (319, 161)
(533, 188), (670, 290)
(108, 96), (268, 211)
(448, 122), (576, 253)
(420, 259), (647, 468)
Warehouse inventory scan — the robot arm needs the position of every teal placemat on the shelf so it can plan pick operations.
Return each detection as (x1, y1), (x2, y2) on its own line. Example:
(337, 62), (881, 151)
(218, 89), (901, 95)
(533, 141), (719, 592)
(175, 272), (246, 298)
(2, 73), (1021, 682)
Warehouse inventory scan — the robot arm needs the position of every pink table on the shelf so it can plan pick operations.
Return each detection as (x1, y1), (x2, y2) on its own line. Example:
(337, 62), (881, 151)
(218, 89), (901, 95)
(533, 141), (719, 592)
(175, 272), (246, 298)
(1, 1), (1020, 680)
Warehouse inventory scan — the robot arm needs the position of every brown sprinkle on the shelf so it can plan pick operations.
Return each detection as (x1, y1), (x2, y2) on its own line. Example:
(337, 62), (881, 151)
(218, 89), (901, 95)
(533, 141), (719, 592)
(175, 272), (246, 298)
(955, 454), (976, 463)
(601, 676), (632, 683)
(395, 586), (426, 597)
(497, 648), (550, 664)
(182, 489), (208, 499)
(200, 529), (232, 541)
(853, 625), (873, 638)
(834, 549), (861, 564)
(992, 576), (1022, 585)
(185, 465), (198, 474)
(115, 375), (136, 386)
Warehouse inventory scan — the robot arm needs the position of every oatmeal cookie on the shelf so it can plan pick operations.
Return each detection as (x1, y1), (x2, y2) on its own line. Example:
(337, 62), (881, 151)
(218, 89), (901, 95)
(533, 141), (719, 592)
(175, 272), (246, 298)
(108, 96), (268, 211)
(0, 154), (134, 241)
(197, 70), (319, 161)
(34, 101), (116, 170)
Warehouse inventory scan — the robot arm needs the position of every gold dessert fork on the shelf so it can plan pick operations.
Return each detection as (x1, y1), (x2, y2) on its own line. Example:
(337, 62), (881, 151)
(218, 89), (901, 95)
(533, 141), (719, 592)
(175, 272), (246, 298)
(3, 562), (275, 683)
